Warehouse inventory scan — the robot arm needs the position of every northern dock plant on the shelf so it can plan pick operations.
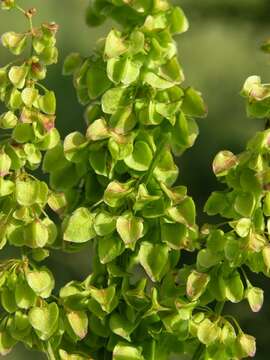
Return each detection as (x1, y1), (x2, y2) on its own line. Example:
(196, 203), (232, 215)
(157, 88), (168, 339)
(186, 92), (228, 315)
(0, 0), (269, 358)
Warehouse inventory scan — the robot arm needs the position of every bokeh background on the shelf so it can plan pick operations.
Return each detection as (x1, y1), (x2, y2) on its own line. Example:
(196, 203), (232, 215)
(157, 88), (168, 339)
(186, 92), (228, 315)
(0, 0), (270, 358)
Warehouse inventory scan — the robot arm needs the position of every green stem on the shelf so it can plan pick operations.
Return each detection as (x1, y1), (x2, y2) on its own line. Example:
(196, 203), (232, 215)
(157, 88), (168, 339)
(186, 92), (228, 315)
(214, 301), (225, 316)
(143, 132), (171, 186)
(192, 343), (204, 360)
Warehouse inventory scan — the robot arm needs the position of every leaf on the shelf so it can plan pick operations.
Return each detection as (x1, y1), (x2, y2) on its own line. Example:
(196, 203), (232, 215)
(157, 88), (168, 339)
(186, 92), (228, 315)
(63, 52), (83, 75)
(86, 118), (110, 141)
(109, 313), (137, 340)
(212, 151), (238, 177)
(197, 319), (220, 345)
(182, 87), (207, 117)
(105, 30), (128, 59)
(225, 271), (244, 303)
(21, 87), (39, 107)
(138, 242), (169, 282)
(116, 212), (144, 249)
(67, 310), (88, 339)
(186, 270), (210, 300)
(235, 218), (251, 238)
(8, 65), (28, 88)
(0, 331), (16, 356)
(113, 342), (144, 360)
(38, 91), (56, 115)
(161, 222), (187, 250)
(1, 31), (27, 55)
(87, 62), (111, 99)
(64, 207), (95, 243)
(0, 151), (11, 176)
(15, 179), (39, 206)
(143, 72), (173, 89)
(12, 123), (34, 143)
(169, 7), (189, 34)
(102, 87), (126, 114)
(28, 302), (59, 340)
(15, 280), (36, 309)
(94, 211), (116, 236)
(124, 141), (153, 171)
(0, 111), (18, 129)
(234, 192), (255, 217)
(98, 233), (125, 264)
(0, 178), (14, 196)
(166, 197), (196, 226)
(204, 191), (227, 216)
(26, 268), (55, 298)
(104, 181), (133, 208)
(89, 285), (117, 313)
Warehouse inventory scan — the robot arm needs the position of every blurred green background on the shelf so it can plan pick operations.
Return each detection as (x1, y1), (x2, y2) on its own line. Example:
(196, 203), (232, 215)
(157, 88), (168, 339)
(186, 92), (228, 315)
(0, 0), (270, 358)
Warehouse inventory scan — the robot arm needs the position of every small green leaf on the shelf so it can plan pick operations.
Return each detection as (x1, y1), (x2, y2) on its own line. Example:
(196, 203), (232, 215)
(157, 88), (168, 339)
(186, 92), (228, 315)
(182, 87), (207, 117)
(113, 342), (144, 360)
(8, 65), (28, 88)
(0, 111), (18, 129)
(66, 310), (88, 339)
(87, 62), (111, 99)
(104, 180), (133, 208)
(86, 118), (110, 141)
(169, 7), (189, 34)
(15, 280), (36, 309)
(234, 192), (255, 217)
(235, 218), (251, 238)
(21, 87), (39, 107)
(102, 87), (126, 114)
(124, 141), (153, 171)
(105, 30), (128, 59)
(138, 241), (169, 282)
(15, 179), (39, 206)
(1, 32), (27, 55)
(98, 233), (125, 264)
(212, 151), (238, 177)
(110, 313), (137, 340)
(161, 222), (187, 250)
(63, 53), (83, 75)
(0, 151), (11, 176)
(26, 268), (54, 298)
(225, 271), (244, 303)
(94, 211), (116, 236)
(186, 270), (210, 300)
(38, 91), (56, 115)
(197, 319), (220, 345)
(28, 302), (59, 340)
(144, 72), (173, 89)
(64, 207), (95, 243)
(89, 285), (117, 313)
(116, 212), (144, 249)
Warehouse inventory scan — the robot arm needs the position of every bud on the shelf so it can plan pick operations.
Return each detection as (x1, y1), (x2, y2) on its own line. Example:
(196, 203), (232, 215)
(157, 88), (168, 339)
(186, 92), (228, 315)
(236, 333), (256, 358)
(245, 286), (264, 312)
